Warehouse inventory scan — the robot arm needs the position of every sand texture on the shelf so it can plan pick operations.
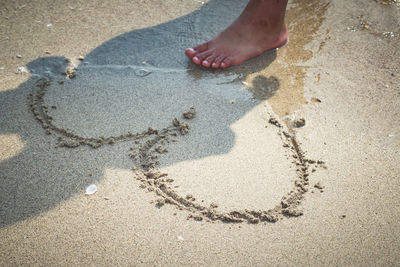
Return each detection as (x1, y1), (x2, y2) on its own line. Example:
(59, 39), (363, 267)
(1, 0), (399, 265)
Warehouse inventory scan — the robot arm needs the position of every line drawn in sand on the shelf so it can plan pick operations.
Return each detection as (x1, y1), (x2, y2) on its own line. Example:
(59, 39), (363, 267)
(29, 73), (326, 224)
(25, 0), (330, 225)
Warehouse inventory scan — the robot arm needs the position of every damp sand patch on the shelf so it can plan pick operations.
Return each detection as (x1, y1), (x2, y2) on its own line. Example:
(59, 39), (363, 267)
(29, 72), (325, 224)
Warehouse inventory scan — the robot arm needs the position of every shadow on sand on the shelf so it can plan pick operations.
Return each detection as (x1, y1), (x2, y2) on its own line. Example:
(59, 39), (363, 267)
(0, 0), (280, 227)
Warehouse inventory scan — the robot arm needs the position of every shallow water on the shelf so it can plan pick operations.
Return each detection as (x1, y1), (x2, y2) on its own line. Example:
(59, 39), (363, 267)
(246, 0), (329, 117)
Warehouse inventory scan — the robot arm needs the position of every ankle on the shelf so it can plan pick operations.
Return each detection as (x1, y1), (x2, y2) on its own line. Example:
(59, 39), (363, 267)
(238, 0), (288, 36)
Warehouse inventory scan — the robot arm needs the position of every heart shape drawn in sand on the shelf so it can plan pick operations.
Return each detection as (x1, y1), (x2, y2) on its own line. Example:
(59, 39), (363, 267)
(26, 0), (329, 224)
(29, 72), (325, 224)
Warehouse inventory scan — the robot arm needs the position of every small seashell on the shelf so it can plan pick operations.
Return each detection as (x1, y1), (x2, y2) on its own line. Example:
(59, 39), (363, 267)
(16, 66), (28, 74)
(85, 184), (97, 195)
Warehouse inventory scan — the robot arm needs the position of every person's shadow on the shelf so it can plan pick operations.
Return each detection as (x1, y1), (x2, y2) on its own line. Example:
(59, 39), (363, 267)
(0, 0), (280, 227)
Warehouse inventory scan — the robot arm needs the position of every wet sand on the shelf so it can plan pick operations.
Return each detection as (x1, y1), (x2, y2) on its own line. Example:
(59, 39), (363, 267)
(1, 0), (400, 265)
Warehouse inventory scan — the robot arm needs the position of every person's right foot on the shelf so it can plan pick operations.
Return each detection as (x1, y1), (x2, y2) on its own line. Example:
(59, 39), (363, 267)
(185, 0), (289, 69)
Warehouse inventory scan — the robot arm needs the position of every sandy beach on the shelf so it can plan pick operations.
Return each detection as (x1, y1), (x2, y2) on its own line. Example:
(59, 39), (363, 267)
(1, 0), (399, 265)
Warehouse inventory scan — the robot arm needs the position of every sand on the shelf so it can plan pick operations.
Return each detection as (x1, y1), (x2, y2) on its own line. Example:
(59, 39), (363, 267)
(1, 0), (400, 265)
(29, 63), (323, 223)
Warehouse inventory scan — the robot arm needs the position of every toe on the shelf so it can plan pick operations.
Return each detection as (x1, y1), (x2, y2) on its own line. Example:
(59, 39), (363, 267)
(192, 50), (212, 65)
(193, 42), (209, 53)
(186, 42), (209, 60)
(211, 55), (225, 68)
(185, 48), (197, 59)
(202, 54), (217, 68)
(220, 57), (232, 69)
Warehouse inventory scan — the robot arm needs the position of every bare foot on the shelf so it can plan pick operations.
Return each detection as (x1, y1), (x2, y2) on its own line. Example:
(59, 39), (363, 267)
(185, 0), (288, 69)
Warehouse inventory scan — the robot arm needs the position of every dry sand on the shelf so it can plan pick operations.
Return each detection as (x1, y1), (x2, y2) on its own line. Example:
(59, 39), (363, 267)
(1, 0), (399, 265)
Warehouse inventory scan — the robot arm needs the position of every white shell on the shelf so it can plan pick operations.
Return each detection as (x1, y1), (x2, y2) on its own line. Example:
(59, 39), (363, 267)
(85, 184), (97, 195)
(16, 66), (28, 74)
